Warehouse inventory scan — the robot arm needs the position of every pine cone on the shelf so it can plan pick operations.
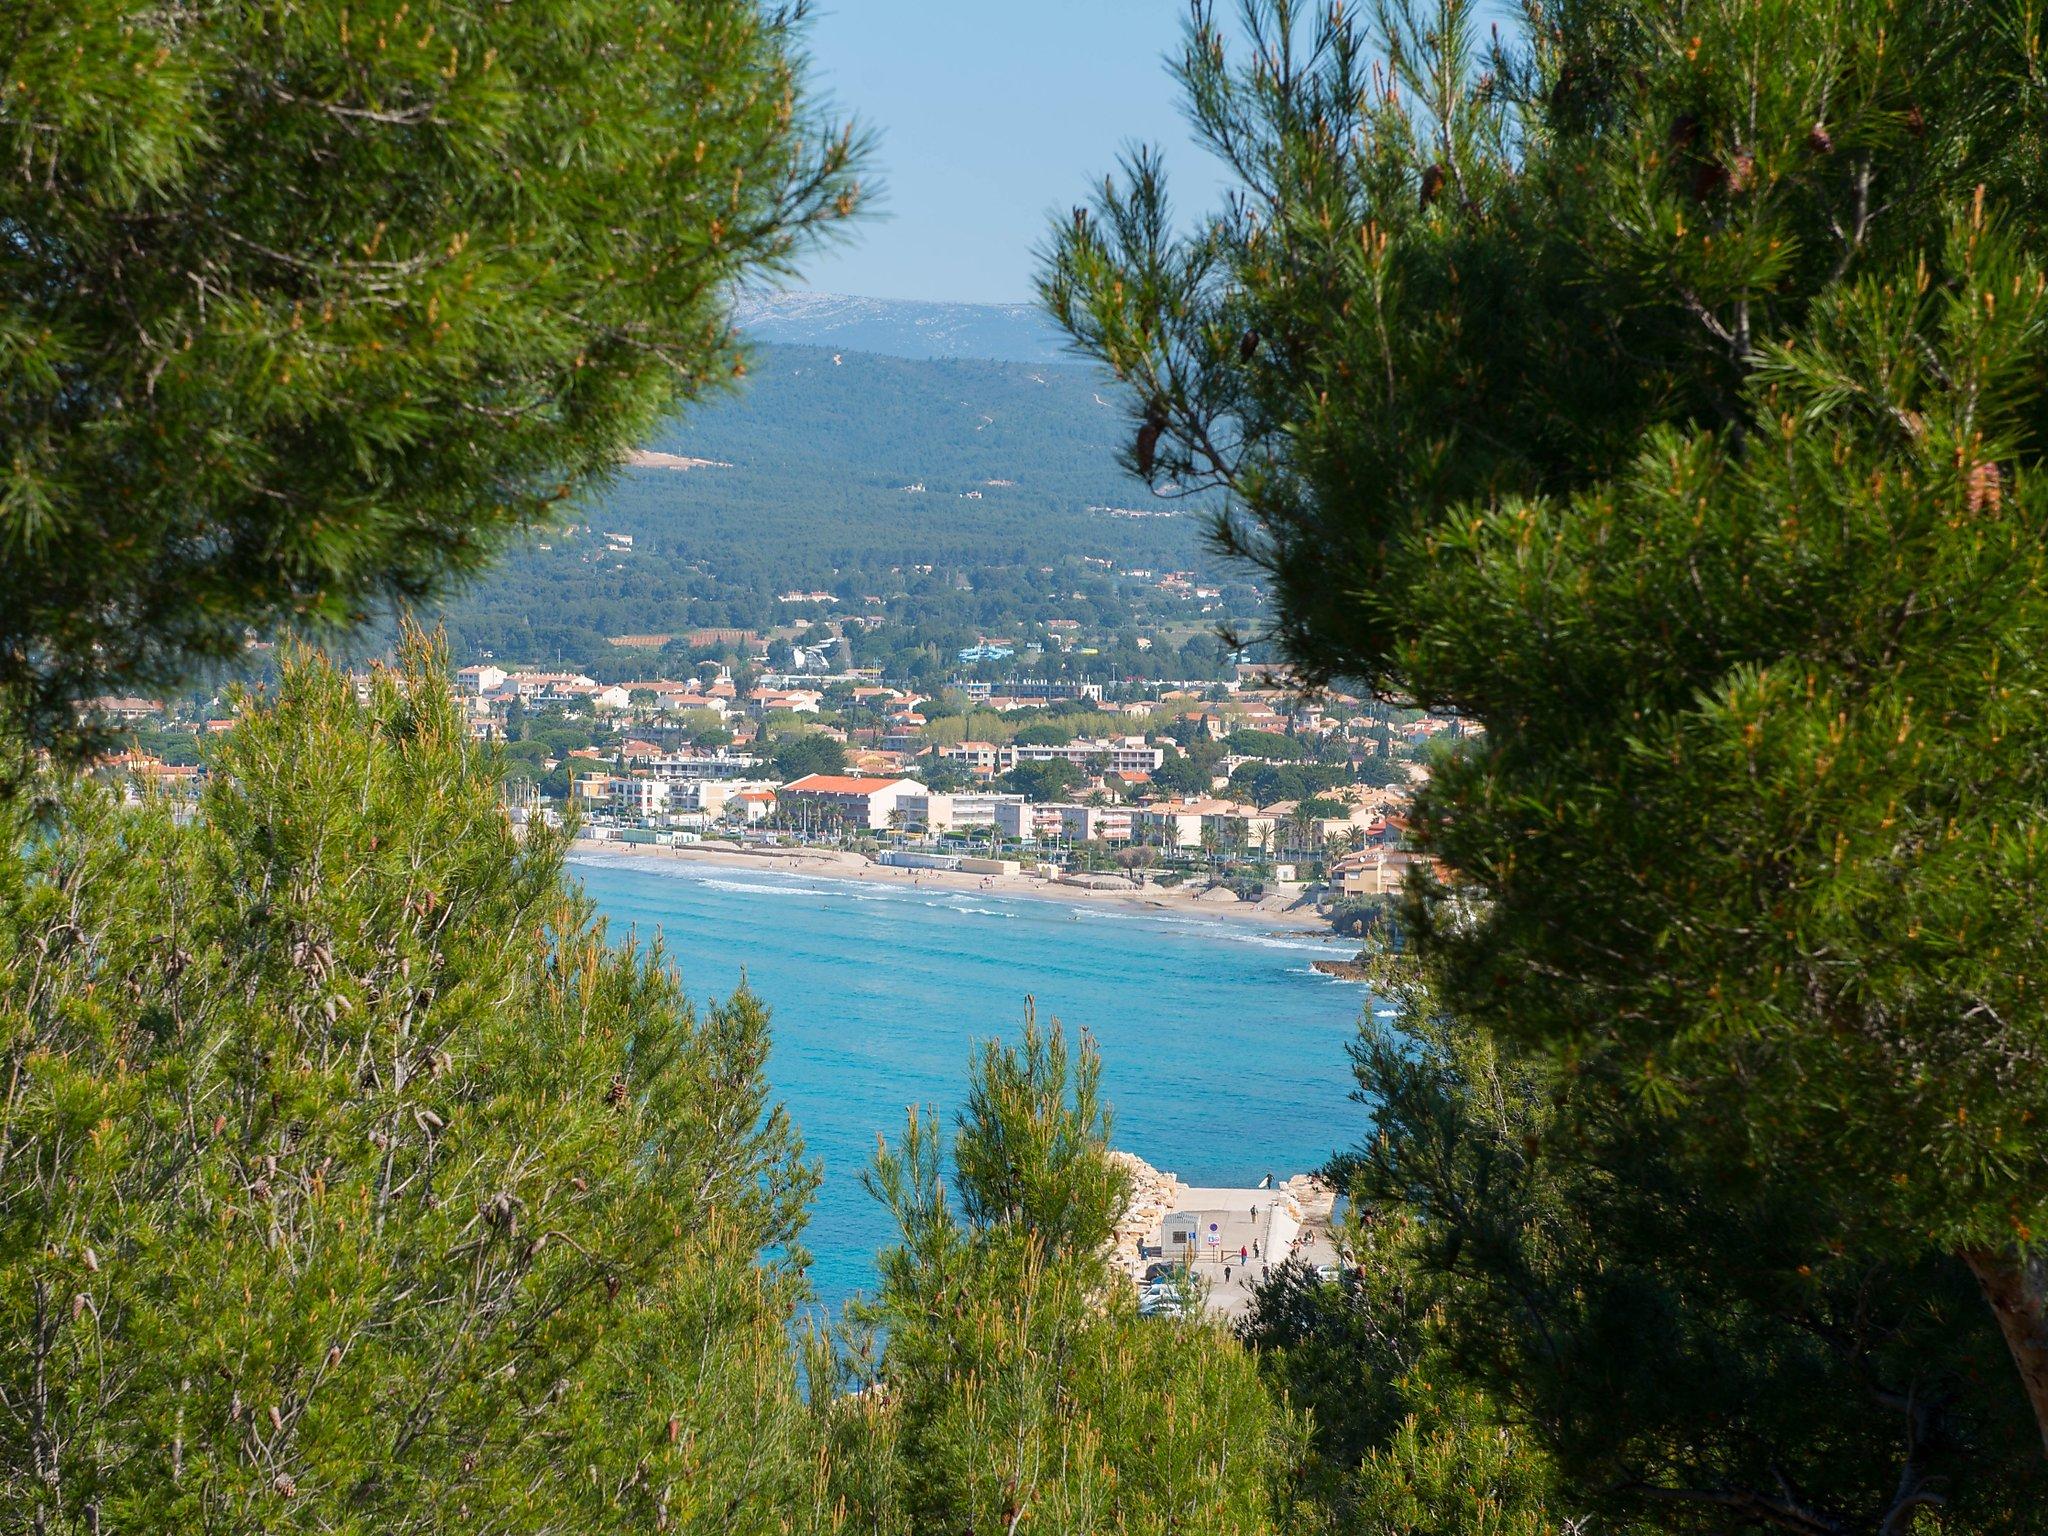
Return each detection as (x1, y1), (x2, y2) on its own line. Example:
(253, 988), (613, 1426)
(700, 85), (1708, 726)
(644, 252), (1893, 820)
(1807, 122), (1833, 154)
(1134, 411), (1166, 478)
(1419, 163), (1447, 209)
(605, 1075), (629, 1109)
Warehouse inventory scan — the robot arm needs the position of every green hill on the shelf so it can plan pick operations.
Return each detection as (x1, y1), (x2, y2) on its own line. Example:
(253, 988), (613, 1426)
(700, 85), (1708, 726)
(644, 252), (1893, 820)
(429, 344), (1253, 674)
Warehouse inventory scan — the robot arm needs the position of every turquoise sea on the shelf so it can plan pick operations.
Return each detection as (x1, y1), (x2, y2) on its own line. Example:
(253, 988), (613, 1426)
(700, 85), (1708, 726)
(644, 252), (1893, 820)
(573, 853), (1372, 1308)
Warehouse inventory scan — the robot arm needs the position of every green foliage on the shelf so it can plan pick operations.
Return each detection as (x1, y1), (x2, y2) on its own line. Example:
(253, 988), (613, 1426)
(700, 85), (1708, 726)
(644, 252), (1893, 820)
(0, 634), (826, 1532)
(1001, 759), (1085, 802)
(833, 1011), (1300, 1535)
(916, 759), (973, 794)
(1151, 749), (1216, 798)
(0, 0), (860, 758)
(772, 734), (849, 782)
(1222, 729), (1303, 760)
(1012, 722), (1076, 747)
(426, 343), (1256, 678)
(1050, 0), (2048, 1483)
(1226, 759), (1349, 808)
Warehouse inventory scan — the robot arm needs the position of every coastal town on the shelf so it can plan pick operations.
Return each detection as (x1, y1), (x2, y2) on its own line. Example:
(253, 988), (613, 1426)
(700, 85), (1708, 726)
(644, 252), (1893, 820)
(96, 638), (1470, 940)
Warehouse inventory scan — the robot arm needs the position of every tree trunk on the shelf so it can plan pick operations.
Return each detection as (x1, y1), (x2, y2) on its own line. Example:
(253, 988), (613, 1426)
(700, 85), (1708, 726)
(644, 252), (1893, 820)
(1961, 1246), (2048, 1457)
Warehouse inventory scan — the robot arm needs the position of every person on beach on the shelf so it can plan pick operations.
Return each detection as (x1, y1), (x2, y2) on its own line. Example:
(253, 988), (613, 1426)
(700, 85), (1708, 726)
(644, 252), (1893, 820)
(1253, 1239), (1260, 1259)
(1239, 1244), (1248, 1265)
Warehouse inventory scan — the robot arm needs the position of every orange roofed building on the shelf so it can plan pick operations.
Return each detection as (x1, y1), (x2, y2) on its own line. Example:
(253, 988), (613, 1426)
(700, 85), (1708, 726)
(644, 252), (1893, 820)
(776, 772), (926, 830)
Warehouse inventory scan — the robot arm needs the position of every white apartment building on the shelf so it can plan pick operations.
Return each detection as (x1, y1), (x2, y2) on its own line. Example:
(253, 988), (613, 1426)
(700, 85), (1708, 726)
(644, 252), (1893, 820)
(1001, 736), (1165, 774)
(641, 751), (768, 781)
(994, 800), (1069, 841)
(606, 776), (672, 818)
(456, 663), (508, 695)
(1131, 800), (1226, 848)
(778, 774), (927, 831)
(1059, 804), (1133, 843)
(993, 802), (1136, 844)
(938, 740), (1002, 777)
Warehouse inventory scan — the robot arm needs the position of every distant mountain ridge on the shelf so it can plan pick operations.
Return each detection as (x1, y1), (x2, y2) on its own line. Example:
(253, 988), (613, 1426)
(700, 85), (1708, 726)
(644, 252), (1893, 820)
(731, 291), (1077, 365)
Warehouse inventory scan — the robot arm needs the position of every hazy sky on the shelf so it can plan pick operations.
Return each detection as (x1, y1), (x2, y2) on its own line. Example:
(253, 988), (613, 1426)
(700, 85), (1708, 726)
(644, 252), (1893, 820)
(795, 1), (1228, 305)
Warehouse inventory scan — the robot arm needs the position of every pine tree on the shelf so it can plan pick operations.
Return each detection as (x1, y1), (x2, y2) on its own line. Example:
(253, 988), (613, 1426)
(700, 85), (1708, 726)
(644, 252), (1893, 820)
(0, 0), (862, 758)
(827, 1011), (1301, 1535)
(1045, 0), (2048, 1495)
(0, 632), (828, 1533)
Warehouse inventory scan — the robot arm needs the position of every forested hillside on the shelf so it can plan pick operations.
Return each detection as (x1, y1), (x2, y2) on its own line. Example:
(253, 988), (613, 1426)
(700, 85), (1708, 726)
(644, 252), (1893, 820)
(430, 343), (1251, 672)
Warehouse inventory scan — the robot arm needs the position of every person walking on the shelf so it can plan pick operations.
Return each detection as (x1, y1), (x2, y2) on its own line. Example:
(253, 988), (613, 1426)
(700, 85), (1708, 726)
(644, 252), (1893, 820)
(1239, 1244), (1248, 1265)
(1253, 1239), (1261, 1259)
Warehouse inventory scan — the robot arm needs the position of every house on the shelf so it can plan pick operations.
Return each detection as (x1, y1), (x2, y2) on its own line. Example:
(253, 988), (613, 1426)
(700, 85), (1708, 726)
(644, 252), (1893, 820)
(748, 686), (822, 717)
(1333, 847), (1443, 897)
(456, 664), (508, 695)
(731, 787), (779, 824)
(776, 774), (927, 830)
(87, 696), (166, 723)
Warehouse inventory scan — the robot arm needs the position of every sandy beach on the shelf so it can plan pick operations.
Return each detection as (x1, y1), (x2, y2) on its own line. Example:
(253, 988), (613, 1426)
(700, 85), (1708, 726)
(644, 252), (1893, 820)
(566, 836), (1334, 933)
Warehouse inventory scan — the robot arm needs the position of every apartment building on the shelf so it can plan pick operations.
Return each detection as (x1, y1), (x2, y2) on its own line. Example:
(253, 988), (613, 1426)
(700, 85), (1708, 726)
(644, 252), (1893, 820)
(606, 776), (672, 818)
(1001, 736), (1165, 774)
(778, 774), (927, 830)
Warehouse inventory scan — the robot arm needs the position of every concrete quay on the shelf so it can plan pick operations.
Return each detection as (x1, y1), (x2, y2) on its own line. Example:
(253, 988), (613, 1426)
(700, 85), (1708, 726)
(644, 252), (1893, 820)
(1109, 1151), (1342, 1321)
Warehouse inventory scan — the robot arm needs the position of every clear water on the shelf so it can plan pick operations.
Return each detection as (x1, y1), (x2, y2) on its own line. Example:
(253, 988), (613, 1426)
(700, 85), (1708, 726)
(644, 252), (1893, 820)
(572, 855), (1372, 1309)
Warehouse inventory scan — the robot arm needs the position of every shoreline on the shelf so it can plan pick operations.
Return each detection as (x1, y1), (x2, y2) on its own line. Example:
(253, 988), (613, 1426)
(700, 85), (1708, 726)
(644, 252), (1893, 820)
(565, 836), (1337, 935)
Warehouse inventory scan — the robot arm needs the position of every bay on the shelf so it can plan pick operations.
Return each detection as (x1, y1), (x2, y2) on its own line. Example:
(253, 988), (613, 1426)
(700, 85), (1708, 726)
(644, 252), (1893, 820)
(572, 853), (1371, 1309)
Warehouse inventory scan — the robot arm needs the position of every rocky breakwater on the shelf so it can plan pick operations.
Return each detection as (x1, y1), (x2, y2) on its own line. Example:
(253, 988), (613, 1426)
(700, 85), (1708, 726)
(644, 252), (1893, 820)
(1107, 1150), (1188, 1279)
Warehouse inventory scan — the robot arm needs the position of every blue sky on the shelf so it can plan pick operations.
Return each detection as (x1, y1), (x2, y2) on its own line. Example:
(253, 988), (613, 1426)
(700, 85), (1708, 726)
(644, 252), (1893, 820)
(795, 1), (1227, 305)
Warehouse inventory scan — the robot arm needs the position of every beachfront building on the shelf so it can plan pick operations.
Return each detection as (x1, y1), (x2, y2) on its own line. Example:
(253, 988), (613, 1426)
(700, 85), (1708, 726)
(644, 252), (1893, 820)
(606, 776), (671, 819)
(777, 773), (927, 831)
(894, 790), (954, 833)
(1131, 800), (1225, 848)
(941, 792), (1027, 830)
(993, 800), (1067, 841)
(1333, 846), (1443, 897)
(994, 801), (1135, 844)
(1060, 804), (1133, 843)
